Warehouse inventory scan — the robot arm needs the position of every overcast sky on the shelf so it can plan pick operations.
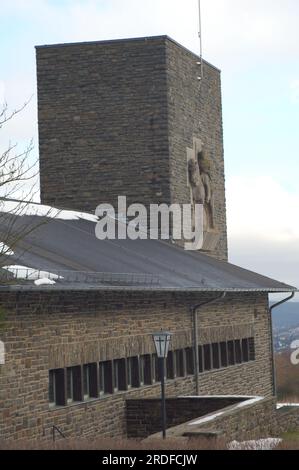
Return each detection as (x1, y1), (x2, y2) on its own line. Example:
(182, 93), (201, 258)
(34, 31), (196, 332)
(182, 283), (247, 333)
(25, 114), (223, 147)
(1, 0), (298, 295)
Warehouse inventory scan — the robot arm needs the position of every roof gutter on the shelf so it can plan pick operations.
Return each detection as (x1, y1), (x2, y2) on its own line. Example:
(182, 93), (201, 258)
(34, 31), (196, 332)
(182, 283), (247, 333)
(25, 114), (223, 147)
(269, 292), (295, 396)
(191, 292), (227, 395)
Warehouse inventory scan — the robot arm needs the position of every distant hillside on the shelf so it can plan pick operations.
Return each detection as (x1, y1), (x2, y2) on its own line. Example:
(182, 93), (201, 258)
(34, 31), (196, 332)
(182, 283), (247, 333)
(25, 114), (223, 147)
(272, 302), (299, 329)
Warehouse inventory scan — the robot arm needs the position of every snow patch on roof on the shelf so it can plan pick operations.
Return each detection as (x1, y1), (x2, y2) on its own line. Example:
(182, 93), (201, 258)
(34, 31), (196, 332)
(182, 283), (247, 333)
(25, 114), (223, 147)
(0, 243), (14, 256)
(0, 200), (98, 223)
(2, 265), (62, 281)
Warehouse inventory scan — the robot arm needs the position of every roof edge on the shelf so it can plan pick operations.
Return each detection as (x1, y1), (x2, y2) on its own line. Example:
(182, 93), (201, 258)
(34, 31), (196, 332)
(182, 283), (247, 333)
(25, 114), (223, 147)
(35, 35), (221, 73)
(0, 285), (297, 294)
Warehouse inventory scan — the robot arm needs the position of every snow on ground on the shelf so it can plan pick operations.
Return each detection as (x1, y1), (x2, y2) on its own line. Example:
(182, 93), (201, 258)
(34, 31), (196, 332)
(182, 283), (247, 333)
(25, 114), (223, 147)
(34, 278), (56, 286)
(2, 265), (62, 281)
(228, 438), (282, 451)
(189, 396), (263, 426)
(0, 200), (98, 223)
(0, 242), (14, 256)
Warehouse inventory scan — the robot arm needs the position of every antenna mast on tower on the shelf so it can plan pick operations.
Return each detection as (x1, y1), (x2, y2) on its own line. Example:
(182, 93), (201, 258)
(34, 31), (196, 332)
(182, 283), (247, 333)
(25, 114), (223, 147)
(197, 0), (203, 87)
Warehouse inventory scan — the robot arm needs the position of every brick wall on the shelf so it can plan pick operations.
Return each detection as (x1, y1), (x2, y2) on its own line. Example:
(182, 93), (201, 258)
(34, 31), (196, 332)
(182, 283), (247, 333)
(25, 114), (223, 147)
(126, 397), (246, 438)
(36, 36), (227, 261)
(165, 40), (227, 260)
(0, 290), (272, 441)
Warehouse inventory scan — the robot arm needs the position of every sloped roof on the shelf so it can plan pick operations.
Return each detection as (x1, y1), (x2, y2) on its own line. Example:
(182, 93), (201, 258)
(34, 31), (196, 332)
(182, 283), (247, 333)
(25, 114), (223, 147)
(0, 203), (296, 293)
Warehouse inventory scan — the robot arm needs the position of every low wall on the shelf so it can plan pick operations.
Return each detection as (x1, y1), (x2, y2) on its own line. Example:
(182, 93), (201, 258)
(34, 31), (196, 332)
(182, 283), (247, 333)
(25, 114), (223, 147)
(145, 397), (299, 443)
(126, 396), (246, 438)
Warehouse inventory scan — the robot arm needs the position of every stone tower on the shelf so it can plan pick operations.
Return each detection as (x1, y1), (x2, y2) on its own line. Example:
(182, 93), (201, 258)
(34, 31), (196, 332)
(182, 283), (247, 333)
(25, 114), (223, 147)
(36, 36), (227, 261)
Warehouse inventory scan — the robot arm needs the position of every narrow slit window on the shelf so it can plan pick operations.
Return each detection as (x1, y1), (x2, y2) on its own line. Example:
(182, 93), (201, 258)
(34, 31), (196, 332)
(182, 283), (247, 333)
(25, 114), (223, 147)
(235, 340), (242, 364)
(203, 344), (212, 371)
(228, 341), (235, 366)
(175, 350), (185, 377)
(166, 351), (175, 379)
(212, 343), (220, 369)
(185, 348), (194, 375)
(220, 342), (228, 368)
(198, 345), (203, 373)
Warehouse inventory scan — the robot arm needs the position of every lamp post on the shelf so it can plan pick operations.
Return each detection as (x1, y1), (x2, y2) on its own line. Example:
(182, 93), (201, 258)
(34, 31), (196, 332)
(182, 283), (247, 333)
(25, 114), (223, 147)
(152, 331), (172, 439)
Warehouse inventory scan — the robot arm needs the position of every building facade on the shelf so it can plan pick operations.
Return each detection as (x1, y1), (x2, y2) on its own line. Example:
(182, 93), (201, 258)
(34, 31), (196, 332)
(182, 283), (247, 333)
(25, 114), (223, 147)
(0, 290), (273, 441)
(0, 36), (297, 443)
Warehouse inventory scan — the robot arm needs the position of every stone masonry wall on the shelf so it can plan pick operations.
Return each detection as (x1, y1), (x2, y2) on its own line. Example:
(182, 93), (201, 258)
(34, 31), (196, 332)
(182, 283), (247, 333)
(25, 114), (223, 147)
(166, 40), (228, 261)
(126, 397), (246, 438)
(36, 36), (227, 261)
(36, 37), (171, 213)
(0, 290), (271, 442)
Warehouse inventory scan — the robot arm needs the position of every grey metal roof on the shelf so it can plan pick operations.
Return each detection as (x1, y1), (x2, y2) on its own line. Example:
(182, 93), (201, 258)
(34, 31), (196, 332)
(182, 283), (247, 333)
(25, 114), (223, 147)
(0, 209), (296, 293)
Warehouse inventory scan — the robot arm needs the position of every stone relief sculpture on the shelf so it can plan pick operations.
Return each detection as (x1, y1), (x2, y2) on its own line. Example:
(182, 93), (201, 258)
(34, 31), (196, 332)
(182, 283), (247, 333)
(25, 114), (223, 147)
(187, 138), (219, 251)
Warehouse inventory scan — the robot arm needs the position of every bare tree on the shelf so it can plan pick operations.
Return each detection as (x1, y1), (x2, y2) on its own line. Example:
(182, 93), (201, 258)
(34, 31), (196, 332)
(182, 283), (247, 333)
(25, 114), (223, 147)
(0, 101), (42, 271)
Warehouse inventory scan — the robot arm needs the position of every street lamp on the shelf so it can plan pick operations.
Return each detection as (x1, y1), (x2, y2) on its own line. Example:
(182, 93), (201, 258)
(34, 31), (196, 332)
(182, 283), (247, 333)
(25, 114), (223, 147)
(152, 331), (172, 439)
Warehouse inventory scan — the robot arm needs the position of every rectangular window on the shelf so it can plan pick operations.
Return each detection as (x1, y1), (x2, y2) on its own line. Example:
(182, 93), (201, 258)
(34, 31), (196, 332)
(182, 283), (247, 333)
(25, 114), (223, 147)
(83, 364), (90, 399)
(242, 338), (249, 362)
(220, 342), (228, 368)
(227, 341), (235, 366)
(185, 348), (194, 375)
(114, 359), (127, 391)
(142, 354), (153, 385)
(66, 367), (74, 404)
(235, 340), (242, 364)
(82, 363), (98, 399)
(198, 345), (203, 373)
(175, 350), (185, 377)
(203, 344), (212, 371)
(248, 337), (256, 361)
(212, 343), (220, 369)
(166, 351), (175, 380)
(88, 363), (99, 398)
(100, 361), (113, 394)
(49, 370), (56, 405)
(72, 365), (83, 402)
(49, 369), (66, 407)
(127, 356), (140, 388)
(99, 362), (105, 396)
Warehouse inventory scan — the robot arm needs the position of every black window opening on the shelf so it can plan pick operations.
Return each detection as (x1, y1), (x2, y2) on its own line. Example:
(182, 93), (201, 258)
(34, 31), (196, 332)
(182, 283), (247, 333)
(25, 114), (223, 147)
(185, 348), (195, 375)
(140, 354), (152, 386)
(83, 363), (99, 399)
(175, 350), (185, 377)
(166, 351), (176, 380)
(48, 337), (256, 407)
(203, 344), (212, 371)
(114, 359), (127, 392)
(199, 337), (256, 374)
(49, 368), (66, 407)
(127, 356), (140, 388)
(212, 343), (220, 369)
(198, 345), (203, 373)
(227, 341), (235, 366)
(220, 342), (228, 368)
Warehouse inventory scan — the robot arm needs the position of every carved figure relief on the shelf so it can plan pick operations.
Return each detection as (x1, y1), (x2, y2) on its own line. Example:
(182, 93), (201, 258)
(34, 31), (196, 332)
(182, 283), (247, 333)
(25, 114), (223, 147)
(187, 138), (219, 251)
